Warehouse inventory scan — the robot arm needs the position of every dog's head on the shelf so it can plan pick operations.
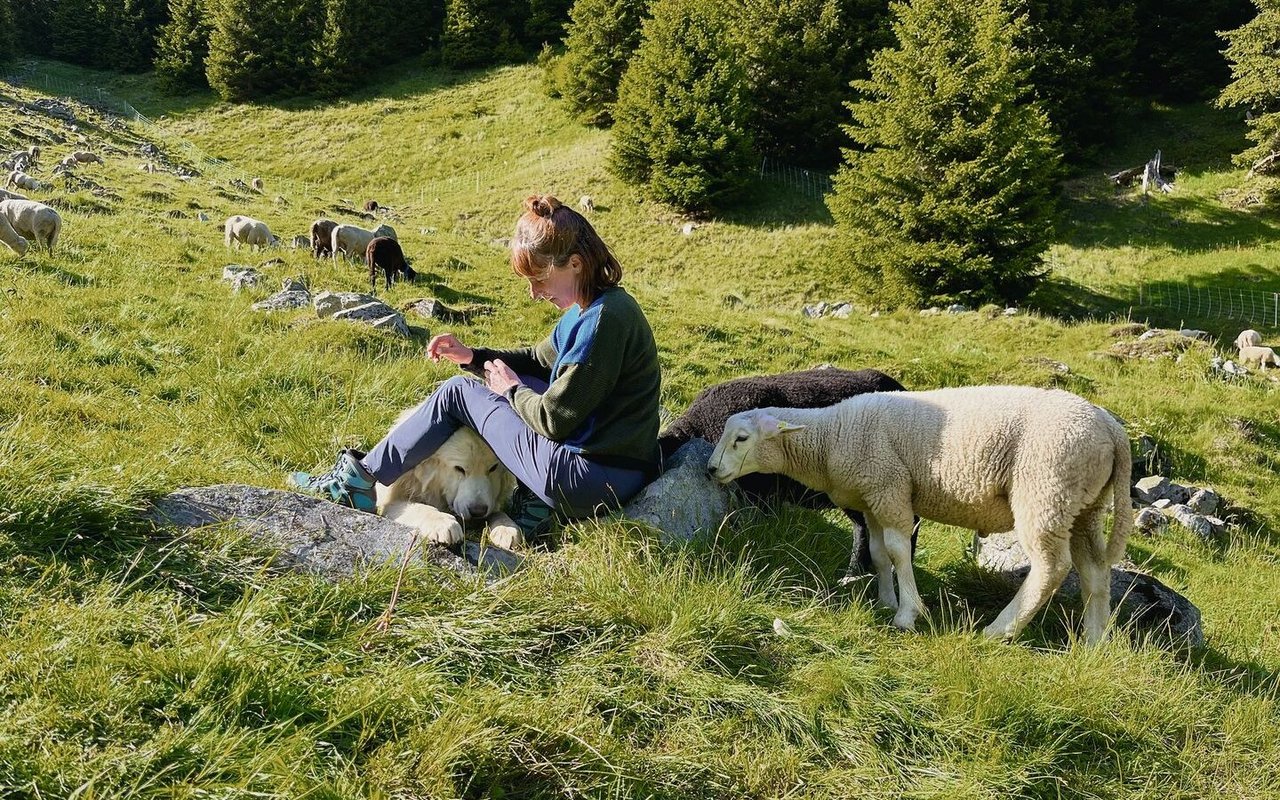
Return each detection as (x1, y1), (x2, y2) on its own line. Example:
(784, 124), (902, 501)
(402, 426), (516, 522)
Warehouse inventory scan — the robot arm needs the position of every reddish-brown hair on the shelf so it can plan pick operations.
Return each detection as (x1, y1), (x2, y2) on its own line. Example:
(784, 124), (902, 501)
(511, 194), (622, 303)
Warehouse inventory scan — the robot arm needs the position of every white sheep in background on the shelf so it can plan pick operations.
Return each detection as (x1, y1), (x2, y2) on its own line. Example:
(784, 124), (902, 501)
(0, 208), (29, 256)
(250, 177), (264, 192)
(6, 171), (47, 192)
(224, 214), (277, 251)
(330, 222), (396, 260)
(57, 155), (79, 171)
(578, 195), (594, 213)
(1238, 345), (1280, 369)
(0, 199), (61, 252)
(707, 385), (1133, 645)
(1234, 329), (1262, 349)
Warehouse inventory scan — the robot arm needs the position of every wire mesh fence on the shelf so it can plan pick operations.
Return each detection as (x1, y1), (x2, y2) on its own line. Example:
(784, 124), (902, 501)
(1132, 282), (1280, 328)
(757, 156), (833, 201)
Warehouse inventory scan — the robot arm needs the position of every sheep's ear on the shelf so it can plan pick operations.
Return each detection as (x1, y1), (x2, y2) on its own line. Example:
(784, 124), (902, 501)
(753, 413), (805, 438)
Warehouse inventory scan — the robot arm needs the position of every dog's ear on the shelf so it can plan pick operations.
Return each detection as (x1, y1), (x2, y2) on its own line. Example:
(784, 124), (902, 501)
(499, 466), (517, 502)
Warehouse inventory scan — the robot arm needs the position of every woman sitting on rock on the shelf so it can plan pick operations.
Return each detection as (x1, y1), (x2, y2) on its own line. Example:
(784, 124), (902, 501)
(290, 194), (662, 537)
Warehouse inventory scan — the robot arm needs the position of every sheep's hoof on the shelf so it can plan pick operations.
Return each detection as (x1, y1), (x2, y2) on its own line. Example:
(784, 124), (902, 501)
(891, 612), (918, 631)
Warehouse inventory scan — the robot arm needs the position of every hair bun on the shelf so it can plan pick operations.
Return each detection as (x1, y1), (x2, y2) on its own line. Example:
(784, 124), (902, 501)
(524, 194), (562, 218)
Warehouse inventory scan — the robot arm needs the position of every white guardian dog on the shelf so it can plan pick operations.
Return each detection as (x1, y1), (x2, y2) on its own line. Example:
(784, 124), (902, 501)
(376, 421), (522, 549)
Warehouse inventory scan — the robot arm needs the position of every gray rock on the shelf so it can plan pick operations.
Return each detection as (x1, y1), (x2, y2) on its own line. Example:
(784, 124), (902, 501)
(1164, 503), (1218, 541)
(1004, 307), (1019, 316)
(1187, 488), (1221, 516)
(314, 291), (379, 319)
(252, 289), (311, 311)
(802, 302), (827, 319)
(197, 212), (210, 222)
(945, 303), (970, 314)
(829, 302), (853, 319)
(1178, 329), (1211, 341)
(1135, 506), (1167, 534)
(1133, 475), (1170, 504)
(369, 313), (411, 337)
(1163, 482), (1191, 506)
(332, 301), (400, 324)
(620, 439), (730, 544)
(407, 298), (486, 325)
(975, 532), (1203, 648)
(146, 484), (478, 581)
(290, 235), (311, 249)
(1152, 498), (1172, 509)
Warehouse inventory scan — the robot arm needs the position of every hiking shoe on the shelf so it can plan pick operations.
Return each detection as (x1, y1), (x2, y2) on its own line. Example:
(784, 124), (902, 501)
(288, 449), (378, 513)
(507, 484), (556, 541)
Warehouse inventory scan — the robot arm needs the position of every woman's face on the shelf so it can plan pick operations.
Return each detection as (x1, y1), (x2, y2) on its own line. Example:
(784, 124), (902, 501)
(526, 258), (582, 310)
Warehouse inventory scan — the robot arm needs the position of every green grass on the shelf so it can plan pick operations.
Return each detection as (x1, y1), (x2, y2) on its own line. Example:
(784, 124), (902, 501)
(0, 60), (1278, 798)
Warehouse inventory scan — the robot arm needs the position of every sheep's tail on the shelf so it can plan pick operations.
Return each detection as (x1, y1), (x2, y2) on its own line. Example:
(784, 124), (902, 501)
(1105, 421), (1133, 565)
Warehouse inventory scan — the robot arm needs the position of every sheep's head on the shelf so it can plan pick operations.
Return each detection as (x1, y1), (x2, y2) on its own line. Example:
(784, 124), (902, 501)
(707, 410), (805, 484)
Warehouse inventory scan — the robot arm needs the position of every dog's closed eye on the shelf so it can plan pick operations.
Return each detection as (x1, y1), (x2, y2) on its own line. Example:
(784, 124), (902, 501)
(488, 463), (500, 473)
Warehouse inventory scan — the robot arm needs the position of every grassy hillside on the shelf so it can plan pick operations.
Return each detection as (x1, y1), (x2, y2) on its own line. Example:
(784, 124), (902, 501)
(0, 60), (1278, 798)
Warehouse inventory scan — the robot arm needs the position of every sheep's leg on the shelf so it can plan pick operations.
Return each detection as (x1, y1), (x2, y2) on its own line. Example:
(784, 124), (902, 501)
(867, 504), (925, 629)
(983, 531), (1071, 641)
(1070, 506), (1112, 645)
(864, 517), (897, 610)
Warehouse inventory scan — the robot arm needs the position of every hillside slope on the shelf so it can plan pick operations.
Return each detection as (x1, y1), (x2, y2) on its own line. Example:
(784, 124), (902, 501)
(0, 65), (1277, 798)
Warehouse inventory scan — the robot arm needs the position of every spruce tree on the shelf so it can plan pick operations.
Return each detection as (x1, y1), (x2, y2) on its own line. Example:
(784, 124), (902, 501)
(206, 0), (323, 100)
(313, 0), (391, 95)
(525, 0), (575, 48)
(609, 0), (755, 210)
(826, 0), (1060, 308)
(441, 0), (520, 68)
(156, 0), (213, 91)
(555, 0), (648, 124)
(50, 0), (102, 66)
(1218, 0), (1280, 180)
(11, 0), (55, 57)
(733, 0), (894, 168)
(0, 0), (15, 66)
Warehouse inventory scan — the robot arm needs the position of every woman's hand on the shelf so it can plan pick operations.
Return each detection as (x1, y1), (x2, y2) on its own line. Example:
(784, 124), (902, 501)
(427, 333), (474, 365)
(483, 359), (521, 396)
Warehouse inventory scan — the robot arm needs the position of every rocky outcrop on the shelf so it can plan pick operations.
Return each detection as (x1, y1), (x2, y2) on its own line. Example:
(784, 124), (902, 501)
(620, 439), (732, 544)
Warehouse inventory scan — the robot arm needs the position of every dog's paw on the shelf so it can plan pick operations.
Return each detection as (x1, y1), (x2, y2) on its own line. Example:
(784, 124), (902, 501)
(486, 513), (524, 550)
(423, 516), (464, 546)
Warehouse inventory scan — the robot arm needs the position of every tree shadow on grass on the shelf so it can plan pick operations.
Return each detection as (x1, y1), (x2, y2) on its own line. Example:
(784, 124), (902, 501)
(716, 178), (835, 228)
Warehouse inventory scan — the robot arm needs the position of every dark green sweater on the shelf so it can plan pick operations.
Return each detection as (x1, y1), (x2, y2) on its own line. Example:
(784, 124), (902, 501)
(464, 287), (662, 474)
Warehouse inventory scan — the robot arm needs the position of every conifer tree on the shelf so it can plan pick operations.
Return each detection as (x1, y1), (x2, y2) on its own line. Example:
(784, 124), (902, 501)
(441, 0), (520, 68)
(11, 0), (55, 57)
(313, 0), (391, 95)
(609, 0), (755, 210)
(733, 0), (894, 168)
(1218, 0), (1280, 180)
(555, 0), (648, 124)
(50, 0), (101, 66)
(206, 0), (323, 100)
(826, 0), (1060, 308)
(0, 0), (16, 66)
(525, 0), (575, 48)
(156, 0), (213, 91)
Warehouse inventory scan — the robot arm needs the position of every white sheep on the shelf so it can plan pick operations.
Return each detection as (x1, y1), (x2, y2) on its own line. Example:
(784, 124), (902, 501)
(578, 195), (594, 213)
(0, 207), (29, 256)
(224, 214), (277, 251)
(1238, 345), (1280, 369)
(0, 187), (29, 202)
(0, 199), (61, 252)
(330, 222), (396, 260)
(707, 385), (1133, 645)
(250, 177), (264, 192)
(57, 155), (79, 171)
(1234, 329), (1262, 349)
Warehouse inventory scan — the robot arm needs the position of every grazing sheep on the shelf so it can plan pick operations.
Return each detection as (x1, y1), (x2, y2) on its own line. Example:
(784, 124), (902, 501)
(0, 199), (61, 252)
(11, 172), (48, 192)
(579, 195), (594, 213)
(366, 235), (417, 293)
(26, 145), (40, 161)
(1238, 345), (1280, 369)
(251, 177), (264, 193)
(71, 151), (103, 164)
(311, 218), (338, 259)
(57, 156), (79, 171)
(707, 385), (1133, 645)
(659, 367), (909, 574)
(364, 199), (379, 213)
(0, 187), (29, 202)
(224, 215), (277, 251)
(331, 222), (396, 260)
(0, 209), (29, 256)
(1234, 329), (1263, 349)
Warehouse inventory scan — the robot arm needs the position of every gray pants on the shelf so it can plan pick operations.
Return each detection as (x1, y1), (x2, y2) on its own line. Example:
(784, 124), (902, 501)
(361, 375), (648, 517)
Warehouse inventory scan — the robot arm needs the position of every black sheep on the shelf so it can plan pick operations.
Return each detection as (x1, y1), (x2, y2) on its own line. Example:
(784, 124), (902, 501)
(311, 218), (337, 259)
(658, 367), (914, 575)
(366, 236), (417, 293)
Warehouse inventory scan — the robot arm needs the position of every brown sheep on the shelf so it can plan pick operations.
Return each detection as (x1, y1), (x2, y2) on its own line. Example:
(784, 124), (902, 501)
(366, 236), (416, 293)
(311, 218), (337, 259)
